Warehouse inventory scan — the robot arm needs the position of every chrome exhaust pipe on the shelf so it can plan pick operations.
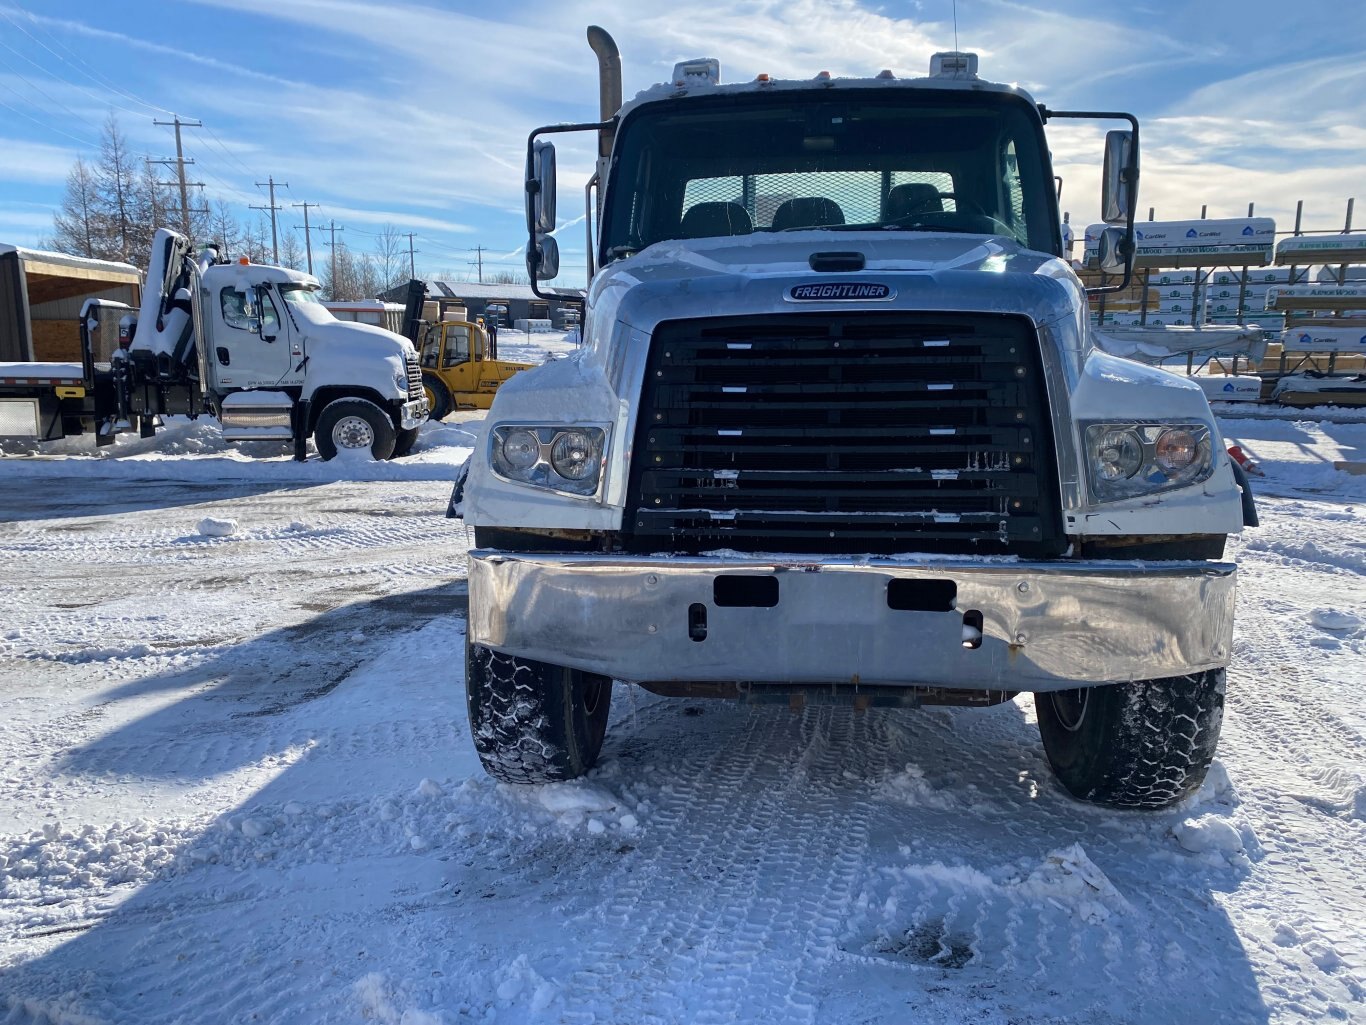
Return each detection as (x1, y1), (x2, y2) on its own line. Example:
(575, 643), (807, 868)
(586, 25), (621, 157)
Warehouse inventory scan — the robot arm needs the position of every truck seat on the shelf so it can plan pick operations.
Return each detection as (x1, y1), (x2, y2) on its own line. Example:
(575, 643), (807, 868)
(680, 201), (754, 238)
(770, 197), (845, 231)
(886, 182), (943, 221)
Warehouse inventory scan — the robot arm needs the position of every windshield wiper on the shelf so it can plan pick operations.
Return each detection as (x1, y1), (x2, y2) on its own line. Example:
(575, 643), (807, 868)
(882, 223), (994, 236)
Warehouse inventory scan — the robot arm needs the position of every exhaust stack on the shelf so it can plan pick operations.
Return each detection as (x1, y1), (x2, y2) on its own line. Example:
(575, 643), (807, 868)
(586, 25), (621, 158)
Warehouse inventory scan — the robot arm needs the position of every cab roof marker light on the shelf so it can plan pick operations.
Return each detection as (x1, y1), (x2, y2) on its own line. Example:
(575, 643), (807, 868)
(672, 58), (721, 87)
(929, 51), (979, 79)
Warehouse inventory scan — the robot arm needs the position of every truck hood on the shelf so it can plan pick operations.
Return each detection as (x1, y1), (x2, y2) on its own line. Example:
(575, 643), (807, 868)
(591, 230), (1086, 345)
(290, 302), (415, 360)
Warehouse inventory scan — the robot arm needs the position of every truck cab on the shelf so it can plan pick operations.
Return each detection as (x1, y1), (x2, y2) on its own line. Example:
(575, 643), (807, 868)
(130, 229), (427, 459)
(455, 31), (1252, 809)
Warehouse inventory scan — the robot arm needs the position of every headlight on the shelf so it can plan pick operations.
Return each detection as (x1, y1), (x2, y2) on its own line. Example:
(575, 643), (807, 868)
(394, 370), (408, 392)
(490, 424), (607, 496)
(1084, 422), (1214, 502)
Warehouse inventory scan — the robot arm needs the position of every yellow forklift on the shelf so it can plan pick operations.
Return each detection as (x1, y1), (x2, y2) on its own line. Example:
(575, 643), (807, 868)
(400, 282), (534, 418)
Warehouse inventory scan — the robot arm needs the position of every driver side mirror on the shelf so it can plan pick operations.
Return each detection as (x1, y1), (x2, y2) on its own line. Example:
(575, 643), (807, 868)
(528, 141), (557, 234)
(529, 234), (561, 281)
(1101, 130), (1136, 225)
(253, 286), (275, 341)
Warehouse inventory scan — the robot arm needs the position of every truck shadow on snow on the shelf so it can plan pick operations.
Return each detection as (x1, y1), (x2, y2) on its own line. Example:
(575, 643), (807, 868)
(0, 478), (326, 524)
(14, 631), (1272, 1024)
(49, 581), (467, 781)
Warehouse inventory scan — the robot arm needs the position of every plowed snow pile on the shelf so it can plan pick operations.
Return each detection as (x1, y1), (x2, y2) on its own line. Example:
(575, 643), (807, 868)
(0, 416), (1363, 1025)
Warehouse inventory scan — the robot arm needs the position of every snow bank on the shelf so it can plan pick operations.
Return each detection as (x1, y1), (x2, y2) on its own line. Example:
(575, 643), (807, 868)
(0, 415), (478, 482)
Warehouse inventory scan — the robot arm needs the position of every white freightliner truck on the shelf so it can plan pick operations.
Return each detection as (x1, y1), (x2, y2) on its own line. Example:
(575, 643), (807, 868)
(0, 228), (427, 459)
(455, 30), (1258, 809)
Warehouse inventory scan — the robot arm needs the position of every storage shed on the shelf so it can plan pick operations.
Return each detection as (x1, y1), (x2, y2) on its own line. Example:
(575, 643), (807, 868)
(0, 245), (142, 362)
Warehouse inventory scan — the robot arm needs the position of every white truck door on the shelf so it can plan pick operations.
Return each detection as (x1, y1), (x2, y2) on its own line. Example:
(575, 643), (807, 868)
(213, 284), (295, 388)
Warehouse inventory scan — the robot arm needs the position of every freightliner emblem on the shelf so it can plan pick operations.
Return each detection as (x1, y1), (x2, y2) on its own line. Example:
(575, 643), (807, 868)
(787, 282), (895, 302)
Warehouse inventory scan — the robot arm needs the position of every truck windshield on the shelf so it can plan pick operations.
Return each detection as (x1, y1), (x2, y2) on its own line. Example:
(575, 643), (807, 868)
(278, 284), (330, 313)
(600, 90), (1058, 260)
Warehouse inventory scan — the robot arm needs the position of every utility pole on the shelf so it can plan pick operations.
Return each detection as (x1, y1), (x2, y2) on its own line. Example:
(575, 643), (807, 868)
(312, 221), (345, 296)
(406, 232), (419, 279)
(472, 245), (485, 283)
(252, 176), (289, 264)
(292, 201), (320, 274)
(150, 116), (205, 238)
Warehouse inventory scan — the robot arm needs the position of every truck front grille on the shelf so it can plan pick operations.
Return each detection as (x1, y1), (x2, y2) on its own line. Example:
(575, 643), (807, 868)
(623, 313), (1064, 556)
(406, 354), (423, 401)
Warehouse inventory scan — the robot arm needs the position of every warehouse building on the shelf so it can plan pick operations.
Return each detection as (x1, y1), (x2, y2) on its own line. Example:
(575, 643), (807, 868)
(381, 279), (583, 329)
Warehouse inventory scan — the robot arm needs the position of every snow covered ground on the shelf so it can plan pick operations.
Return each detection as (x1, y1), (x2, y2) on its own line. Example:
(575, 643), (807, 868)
(0, 409), (1363, 1025)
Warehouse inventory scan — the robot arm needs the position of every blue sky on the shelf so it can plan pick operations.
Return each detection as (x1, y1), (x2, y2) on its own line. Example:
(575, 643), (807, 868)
(1, 0), (1362, 285)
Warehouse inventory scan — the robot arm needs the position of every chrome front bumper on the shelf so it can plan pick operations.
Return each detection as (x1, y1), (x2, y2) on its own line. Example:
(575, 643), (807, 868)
(467, 552), (1236, 692)
(400, 398), (428, 430)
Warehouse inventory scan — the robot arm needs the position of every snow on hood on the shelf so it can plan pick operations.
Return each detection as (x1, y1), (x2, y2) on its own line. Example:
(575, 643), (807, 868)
(289, 301), (415, 359)
(611, 231), (1061, 284)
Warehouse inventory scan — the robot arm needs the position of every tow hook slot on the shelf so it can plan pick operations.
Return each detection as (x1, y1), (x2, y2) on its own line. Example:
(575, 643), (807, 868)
(688, 602), (708, 642)
(713, 575), (779, 608)
(961, 610), (984, 649)
(887, 578), (957, 612)
(808, 251), (865, 272)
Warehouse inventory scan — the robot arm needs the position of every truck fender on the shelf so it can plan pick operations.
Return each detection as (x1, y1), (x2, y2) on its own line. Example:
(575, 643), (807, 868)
(1228, 458), (1259, 528)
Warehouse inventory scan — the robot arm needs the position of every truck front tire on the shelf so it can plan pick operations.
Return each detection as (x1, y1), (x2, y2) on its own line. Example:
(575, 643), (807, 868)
(314, 398), (397, 461)
(465, 641), (612, 784)
(1035, 669), (1225, 809)
(391, 425), (419, 458)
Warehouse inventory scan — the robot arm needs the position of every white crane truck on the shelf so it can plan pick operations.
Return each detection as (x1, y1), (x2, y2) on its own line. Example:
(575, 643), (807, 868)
(0, 228), (427, 460)
(455, 30), (1257, 809)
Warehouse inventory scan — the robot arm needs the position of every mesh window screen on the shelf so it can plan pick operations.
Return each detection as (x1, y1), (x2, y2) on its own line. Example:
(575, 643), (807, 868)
(683, 170), (958, 228)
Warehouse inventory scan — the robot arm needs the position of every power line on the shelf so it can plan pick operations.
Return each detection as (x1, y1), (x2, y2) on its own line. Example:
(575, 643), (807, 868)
(0, 38), (107, 136)
(0, 3), (177, 117)
(0, 26), (157, 124)
(0, 93), (97, 147)
(201, 124), (258, 180)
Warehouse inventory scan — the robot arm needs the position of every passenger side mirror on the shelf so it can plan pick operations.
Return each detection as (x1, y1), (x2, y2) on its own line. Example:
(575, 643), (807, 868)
(529, 234), (561, 281)
(528, 140), (557, 234)
(1101, 130), (1136, 225)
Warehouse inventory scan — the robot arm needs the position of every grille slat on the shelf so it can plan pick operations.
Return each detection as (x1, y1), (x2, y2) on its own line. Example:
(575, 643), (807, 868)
(405, 354), (423, 401)
(625, 313), (1064, 556)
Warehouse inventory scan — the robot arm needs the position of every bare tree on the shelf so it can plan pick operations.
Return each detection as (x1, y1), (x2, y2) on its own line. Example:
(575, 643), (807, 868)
(51, 157), (104, 259)
(485, 270), (528, 285)
(95, 114), (139, 261)
(245, 214), (272, 264)
(209, 199), (241, 259)
(278, 226), (305, 271)
(372, 224), (405, 293)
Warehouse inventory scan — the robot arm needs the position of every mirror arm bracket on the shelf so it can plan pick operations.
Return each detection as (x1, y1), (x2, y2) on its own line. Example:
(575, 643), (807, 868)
(524, 119), (617, 305)
(1040, 107), (1141, 295)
